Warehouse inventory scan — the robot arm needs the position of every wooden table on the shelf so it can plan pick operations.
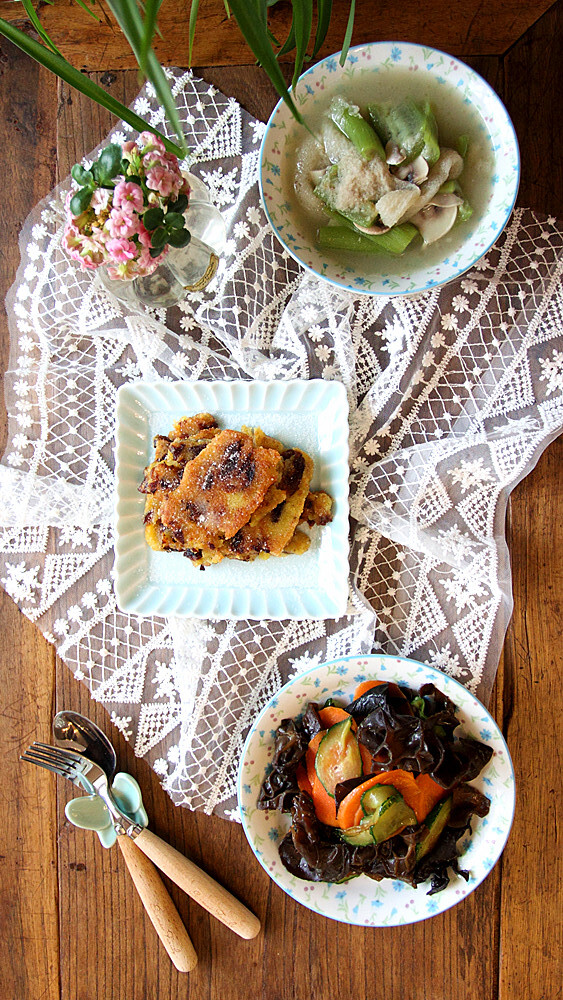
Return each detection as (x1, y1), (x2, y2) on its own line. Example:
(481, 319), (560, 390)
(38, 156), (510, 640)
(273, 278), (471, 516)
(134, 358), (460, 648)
(1, 6), (561, 999)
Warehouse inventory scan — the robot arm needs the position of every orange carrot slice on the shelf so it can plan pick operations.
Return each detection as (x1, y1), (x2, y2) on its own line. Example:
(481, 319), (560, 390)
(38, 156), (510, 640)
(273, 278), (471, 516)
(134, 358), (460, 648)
(352, 679), (384, 701)
(318, 706), (355, 729)
(415, 773), (446, 819)
(311, 774), (339, 827)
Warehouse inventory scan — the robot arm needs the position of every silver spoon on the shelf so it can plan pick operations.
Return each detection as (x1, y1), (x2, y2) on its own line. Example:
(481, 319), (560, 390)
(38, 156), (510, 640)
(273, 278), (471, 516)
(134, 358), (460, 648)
(53, 710), (198, 972)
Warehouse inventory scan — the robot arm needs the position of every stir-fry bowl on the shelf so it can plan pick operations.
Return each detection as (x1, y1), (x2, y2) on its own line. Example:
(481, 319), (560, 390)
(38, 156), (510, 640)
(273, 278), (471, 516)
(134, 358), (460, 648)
(259, 41), (519, 296)
(238, 654), (515, 926)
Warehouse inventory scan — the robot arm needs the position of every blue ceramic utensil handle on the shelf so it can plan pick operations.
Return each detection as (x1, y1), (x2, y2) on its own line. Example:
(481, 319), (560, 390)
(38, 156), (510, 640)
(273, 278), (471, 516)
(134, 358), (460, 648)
(132, 827), (261, 940)
(117, 836), (197, 972)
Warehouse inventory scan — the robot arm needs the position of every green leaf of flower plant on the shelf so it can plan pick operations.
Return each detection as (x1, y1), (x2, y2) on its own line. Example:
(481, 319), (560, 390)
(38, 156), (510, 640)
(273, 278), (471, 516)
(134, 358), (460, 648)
(149, 246), (164, 258)
(98, 143), (124, 180)
(169, 193), (188, 214)
(164, 212), (185, 229)
(166, 228), (192, 248)
(71, 164), (94, 185)
(143, 206), (164, 230)
(70, 187), (93, 215)
(151, 226), (168, 248)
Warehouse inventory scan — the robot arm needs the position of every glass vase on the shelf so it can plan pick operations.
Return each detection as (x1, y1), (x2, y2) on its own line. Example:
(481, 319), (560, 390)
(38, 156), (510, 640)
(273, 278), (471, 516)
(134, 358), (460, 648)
(97, 172), (226, 309)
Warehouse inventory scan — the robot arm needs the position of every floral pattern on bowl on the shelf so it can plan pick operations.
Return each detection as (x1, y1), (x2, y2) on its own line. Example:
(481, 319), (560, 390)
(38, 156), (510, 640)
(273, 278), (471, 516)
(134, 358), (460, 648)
(259, 41), (520, 296)
(238, 654), (515, 926)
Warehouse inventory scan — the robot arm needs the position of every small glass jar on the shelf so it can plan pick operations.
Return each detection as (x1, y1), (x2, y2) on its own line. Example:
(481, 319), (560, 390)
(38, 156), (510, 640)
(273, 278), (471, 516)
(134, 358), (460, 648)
(96, 172), (226, 309)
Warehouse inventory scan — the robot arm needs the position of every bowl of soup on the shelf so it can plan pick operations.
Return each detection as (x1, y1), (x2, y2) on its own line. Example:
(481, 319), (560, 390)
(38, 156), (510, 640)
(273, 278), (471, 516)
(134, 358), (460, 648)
(258, 41), (519, 296)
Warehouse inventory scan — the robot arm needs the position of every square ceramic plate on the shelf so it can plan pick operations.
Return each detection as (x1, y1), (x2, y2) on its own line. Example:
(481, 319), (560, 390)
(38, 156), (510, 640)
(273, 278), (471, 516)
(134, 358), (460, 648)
(114, 379), (350, 619)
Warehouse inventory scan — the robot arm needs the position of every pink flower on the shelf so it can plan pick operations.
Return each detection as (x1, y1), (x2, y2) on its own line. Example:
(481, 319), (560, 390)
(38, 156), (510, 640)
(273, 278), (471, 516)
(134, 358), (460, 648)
(139, 131), (166, 154)
(146, 165), (181, 198)
(136, 223), (152, 248)
(108, 208), (139, 240)
(113, 180), (144, 213)
(90, 189), (111, 213)
(106, 237), (138, 263)
(62, 223), (106, 269)
(122, 140), (137, 154)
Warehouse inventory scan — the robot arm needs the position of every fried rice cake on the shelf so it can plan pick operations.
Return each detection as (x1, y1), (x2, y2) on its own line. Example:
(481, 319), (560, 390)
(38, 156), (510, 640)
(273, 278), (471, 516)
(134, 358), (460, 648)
(221, 447), (314, 561)
(157, 428), (283, 556)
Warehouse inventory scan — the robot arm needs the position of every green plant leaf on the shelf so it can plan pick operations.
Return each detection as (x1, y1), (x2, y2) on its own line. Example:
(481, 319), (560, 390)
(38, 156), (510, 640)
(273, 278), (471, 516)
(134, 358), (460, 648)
(291, 0), (312, 89)
(166, 227), (192, 248)
(164, 212), (185, 229)
(227, 0), (303, 122)
(140, 0), (161, 73)
(21, 0), (63, 56)
(149, 246), (164, 258)
(71, 164), (94, 185)
(339, 0), (355, 66)
(70, 187), (93, 214)
(105, 0), (187, 153)
(0, 17), (185, 158)
(276, 19), (295, 58)
(312, 0), (332, 59)
(188, 0), (200, 65)
(151, 226), (168, 248)
(169, 193), (188, 213)
(143, 206), (164, 229)
(71, 0), (102, 22)
(98, 143), (124, 179)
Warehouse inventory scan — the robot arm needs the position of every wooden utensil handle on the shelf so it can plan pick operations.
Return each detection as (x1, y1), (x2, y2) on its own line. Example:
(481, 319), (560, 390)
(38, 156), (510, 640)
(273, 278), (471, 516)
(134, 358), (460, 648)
(133, 827), (261, 940)
(117, 835), (198, 972)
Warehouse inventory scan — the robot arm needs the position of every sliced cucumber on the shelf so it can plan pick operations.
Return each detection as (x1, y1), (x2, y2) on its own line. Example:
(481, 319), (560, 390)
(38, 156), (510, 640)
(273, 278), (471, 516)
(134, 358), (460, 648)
(328, 96), (386, 161)
(341, 786), (417, 846)
(315, 718), (362, 798)
(415, 796), (452, 861)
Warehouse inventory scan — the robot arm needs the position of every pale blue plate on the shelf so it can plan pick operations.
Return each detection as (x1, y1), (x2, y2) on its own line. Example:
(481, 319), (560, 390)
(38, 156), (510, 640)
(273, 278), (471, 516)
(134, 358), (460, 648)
(114, 379), (350, 619)
(238, 654), (515, 926)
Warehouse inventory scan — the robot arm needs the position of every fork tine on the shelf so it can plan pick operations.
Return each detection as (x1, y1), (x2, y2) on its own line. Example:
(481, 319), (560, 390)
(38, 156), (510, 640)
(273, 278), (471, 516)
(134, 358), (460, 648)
(31, 741), (83, 761)
(22, 748), (77, 775)
(20, 753), (68, 777)
(27, 745), (82, 767)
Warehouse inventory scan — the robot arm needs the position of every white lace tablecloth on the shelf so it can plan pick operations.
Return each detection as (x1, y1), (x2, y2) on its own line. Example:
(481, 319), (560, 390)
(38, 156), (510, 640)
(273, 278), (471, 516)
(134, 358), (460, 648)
(2, 70), (562, 819)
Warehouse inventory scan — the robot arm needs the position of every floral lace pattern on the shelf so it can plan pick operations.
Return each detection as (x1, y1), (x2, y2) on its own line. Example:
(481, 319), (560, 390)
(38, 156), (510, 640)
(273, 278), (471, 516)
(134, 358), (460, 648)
(2, 71), (563, 819)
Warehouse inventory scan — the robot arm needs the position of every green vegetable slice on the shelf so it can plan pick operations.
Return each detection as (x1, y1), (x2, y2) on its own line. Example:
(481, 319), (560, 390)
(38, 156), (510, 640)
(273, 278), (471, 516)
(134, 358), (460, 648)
(367, 98), (440, 166)
(328, 96), (385, 161)
(415, 797), (453, 861)
(314, 718), (362, 798)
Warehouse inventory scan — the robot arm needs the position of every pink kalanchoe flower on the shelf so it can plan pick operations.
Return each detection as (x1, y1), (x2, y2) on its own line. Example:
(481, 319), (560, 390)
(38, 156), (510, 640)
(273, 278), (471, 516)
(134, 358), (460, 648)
(113, 180), (144, 213)
(90, 188), (111, 213)
(139, 131), (166, 154)
(106, 237), (138, 263)
(122, 140), (137, 154)
(146, 165), (181, 198)
(136, 223), (152, 249)
(108, 208), (139, 240)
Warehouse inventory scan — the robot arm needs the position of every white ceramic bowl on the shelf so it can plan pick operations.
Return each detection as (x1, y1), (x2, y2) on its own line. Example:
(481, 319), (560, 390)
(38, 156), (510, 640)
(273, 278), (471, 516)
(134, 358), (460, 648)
(238, 654), (515, 926)
(259, 41), (520, 296)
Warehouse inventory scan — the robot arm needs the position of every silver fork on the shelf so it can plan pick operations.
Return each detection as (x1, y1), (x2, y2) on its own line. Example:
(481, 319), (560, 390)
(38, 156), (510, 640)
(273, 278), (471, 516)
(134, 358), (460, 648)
(22, 742), (260, 940)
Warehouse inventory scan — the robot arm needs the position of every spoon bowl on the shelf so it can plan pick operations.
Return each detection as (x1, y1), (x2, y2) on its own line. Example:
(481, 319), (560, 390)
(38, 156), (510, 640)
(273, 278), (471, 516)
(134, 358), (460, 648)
(53, 710), (116, 781)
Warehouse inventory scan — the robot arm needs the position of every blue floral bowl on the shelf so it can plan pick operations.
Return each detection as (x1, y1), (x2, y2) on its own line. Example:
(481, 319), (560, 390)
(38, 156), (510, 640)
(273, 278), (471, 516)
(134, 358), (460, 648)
(238, 654), (515, 926)
(258, 41), (520, 296)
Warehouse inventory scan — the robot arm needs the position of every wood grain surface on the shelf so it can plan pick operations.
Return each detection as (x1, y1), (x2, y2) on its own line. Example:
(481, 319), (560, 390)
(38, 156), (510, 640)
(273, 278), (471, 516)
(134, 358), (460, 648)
(0, 4), (562, 999)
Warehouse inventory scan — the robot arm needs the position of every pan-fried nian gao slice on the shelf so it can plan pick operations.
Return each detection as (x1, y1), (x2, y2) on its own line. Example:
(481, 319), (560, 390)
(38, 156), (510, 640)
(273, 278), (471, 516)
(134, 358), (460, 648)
(158, 429), (283, 548)
(222, 448), (314, 561)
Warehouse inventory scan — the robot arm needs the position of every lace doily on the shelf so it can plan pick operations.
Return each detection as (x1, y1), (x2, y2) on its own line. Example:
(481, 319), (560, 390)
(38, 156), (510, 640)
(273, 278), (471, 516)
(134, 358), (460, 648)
(2, 70), (562, 819)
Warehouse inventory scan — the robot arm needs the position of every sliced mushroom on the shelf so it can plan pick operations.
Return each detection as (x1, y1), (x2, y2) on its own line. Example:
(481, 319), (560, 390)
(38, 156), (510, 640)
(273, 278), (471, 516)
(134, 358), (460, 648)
(375, 187), (421, 228)
(394, 154), (429, 185)
(398, 149), (465, 223)
(385, 140), (406, 166)
(428, 191), (464, 208)
(410, 203), (458, 244)
(353, 221), (391, 235)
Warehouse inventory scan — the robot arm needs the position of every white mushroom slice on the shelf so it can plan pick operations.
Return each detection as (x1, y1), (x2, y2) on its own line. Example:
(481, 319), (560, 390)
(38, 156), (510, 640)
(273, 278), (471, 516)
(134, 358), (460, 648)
(375, 188), (421, 228)
(398, 149), (465, 223)
(385, 140), (406, 165)
(353, 221), (391, 235)
(394, 154), (429, 184)
(411, 203), (458, 244)
(427, 192), (464, 208)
